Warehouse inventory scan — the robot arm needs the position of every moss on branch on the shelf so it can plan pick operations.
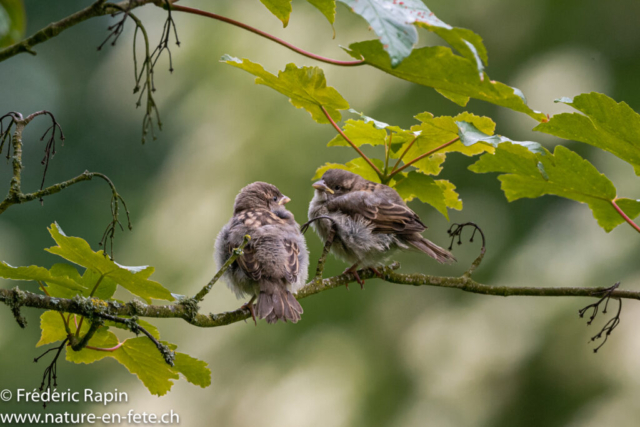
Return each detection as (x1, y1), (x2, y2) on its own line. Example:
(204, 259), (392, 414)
(1, 262), (638, 330)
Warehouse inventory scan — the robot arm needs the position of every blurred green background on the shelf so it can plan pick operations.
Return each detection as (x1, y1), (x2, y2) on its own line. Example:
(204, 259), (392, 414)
(1, 1), (640, 426)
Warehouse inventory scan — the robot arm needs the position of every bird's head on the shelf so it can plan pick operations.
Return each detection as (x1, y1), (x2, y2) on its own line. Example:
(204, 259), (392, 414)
(234, 182), (291, 214)
(312, 169), (366, 200)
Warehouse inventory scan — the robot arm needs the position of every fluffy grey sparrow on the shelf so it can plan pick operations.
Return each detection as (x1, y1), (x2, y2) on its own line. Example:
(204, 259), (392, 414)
(215, 182), (309, 324)
(308, 169), (455, 286)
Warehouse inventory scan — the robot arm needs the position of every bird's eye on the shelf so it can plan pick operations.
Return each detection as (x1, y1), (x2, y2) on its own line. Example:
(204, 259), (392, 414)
(334, 185), (342, 191)
(273, 196), (278, 202)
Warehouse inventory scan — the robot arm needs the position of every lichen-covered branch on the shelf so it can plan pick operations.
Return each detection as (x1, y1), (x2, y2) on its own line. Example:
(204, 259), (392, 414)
(313, 225), (336, 282)
(0, 0), (158, 62)
(2, 263), (638, 330)
(0, 111), (132, 257)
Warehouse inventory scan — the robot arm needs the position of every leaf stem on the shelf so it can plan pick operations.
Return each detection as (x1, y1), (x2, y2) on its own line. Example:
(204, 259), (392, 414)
(384, 133), (392, 175)
(85, 341), (126, 352)
(89, 274), (106, 298)
(611, 199), (640, 234)
(388, 136), (460, 179)
(391, 134), (419, 173)
(38, 281), (72, 337)
(76, 272), (107, 336)
(320, 106), (383, 178)
(167, 4), (366, 67)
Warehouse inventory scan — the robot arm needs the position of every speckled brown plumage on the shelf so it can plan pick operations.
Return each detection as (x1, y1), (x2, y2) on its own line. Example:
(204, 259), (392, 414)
(215, 182), (309, 324)
(308, 169), (454, 286)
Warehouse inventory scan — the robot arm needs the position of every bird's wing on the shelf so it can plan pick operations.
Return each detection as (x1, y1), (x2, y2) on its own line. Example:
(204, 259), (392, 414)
(282, 239), (300, 283)
(236, 240), (262, 281)
(326, 191), (426, 234)
(232, 209), (298, 282)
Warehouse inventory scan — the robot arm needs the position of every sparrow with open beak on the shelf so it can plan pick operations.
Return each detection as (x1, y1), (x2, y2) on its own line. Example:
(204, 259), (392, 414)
(215, 182), (309, 323)
(308, 169), (455, 287)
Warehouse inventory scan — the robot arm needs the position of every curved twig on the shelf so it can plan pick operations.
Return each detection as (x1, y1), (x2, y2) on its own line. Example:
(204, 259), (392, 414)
(100, 313), (175, 366)
(168, 4), (365, 67)
(193, 234), (251, 303)
(0, 0), (155, 63)
(447, 222), (487, 278)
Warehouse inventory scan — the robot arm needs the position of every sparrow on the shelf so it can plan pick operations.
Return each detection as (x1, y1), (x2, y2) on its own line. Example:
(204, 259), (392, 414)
(215, 182), (309, 324)
(308, 169), (455, 287)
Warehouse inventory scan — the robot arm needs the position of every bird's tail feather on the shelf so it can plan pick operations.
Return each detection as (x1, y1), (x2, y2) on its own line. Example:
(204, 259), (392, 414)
(408, 236), (456, 264)
(257, 283), (303, 324)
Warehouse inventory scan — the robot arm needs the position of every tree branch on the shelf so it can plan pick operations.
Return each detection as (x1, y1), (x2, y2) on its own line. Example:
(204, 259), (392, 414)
(2, 264), (639, 330)
(0, 0), (159, 63)
(0, 111), (132, 258)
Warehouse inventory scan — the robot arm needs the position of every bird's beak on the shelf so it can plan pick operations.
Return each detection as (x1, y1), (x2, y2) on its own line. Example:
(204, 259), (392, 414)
(312, 180), (334, 194)
(278, 195), (291, 205)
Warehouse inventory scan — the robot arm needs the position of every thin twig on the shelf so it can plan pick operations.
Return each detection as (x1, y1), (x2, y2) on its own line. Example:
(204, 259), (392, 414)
(105, 4), (165, 143)
(391, 134), (418, 173)
(38, 281), (72, 336)
(99, 313), (175, 366)
(447, 222), (486, 278)
(193, 235), (251, 302)
(168, 4), (365, 67)
(384, 133), (392, 175)
(388, 136), (460, 179)
(34, 338), (68, 407)
(300, 217), (337, 282)
(579, 282), (622, 352)
(0, 0), (154, 62)
(321, 105), (382, 178)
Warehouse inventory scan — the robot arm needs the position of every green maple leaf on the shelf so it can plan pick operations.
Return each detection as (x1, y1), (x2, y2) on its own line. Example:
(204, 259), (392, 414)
(39, 311), (210, 396)
(307, 0), (336, 24)
(67, 337), (210, 396)
(395, 171), (461, 219)
(259, 0), (292, 27)
(327, 119), (388, 147)
(314, 157), (384, 183)
(260, 0), (336, 26)
(337, 0), (486, 71)
(0, 262), (86, 292)
(222, 56), (349, 124)
(534, 92), (640, 175)
(469, 143), (640, 232)
(346, 41), (545, 121)
(45, 223), (174, 302)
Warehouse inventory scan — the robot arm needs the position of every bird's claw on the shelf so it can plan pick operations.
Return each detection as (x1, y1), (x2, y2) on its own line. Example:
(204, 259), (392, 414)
(241, 301), (257, 326)
(370, 267), (383, 279)
(343, 265), (365, 289)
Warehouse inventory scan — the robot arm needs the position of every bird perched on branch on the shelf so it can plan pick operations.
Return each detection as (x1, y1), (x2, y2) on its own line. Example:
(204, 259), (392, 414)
(308, 169), (455, 287)
(215, 182), (309, 324)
